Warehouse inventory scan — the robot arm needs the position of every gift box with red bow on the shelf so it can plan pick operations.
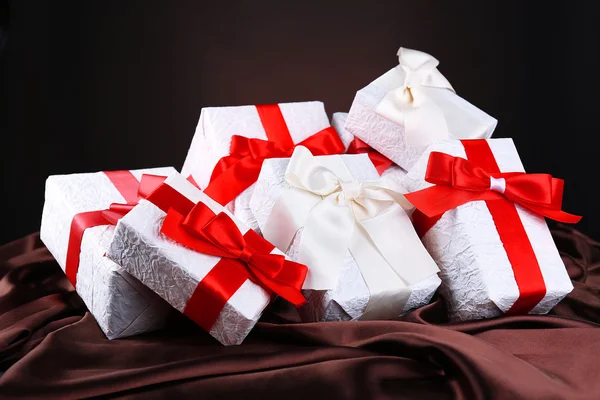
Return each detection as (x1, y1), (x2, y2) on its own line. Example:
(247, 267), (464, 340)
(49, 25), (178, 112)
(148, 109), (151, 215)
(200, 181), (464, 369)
(106, 173), (308, 345)
(181, 102), (346, 232)
(402, 139), (581, 320)
(345, 47), (497, 172)
(40, 168), (176, 339)
(331, 112), (408, 189)
(249, 146), (441, 322)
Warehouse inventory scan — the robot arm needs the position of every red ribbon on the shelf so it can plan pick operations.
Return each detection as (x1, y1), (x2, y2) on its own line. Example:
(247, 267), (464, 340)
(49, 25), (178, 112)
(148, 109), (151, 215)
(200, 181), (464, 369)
(346, 137), (395, 175)
(203, 104), (345, 206)
(405, 151), (581, 223)
(145, 182), (307, 332)
(65, 172), (166, 286)
(405, 140), (581, 315)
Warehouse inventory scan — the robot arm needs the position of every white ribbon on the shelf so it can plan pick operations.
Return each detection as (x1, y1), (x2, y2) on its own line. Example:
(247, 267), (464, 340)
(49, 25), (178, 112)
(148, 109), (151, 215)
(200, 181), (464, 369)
(375, 47), (455, 147)
(262, 147), (439, 320)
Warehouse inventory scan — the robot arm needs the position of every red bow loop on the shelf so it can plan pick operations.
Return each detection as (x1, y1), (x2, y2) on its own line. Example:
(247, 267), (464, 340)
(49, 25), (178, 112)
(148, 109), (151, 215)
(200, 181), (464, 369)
(452, 156), (495, 191)
(501, 173), (554, 206)
(228, 135), (253, 157)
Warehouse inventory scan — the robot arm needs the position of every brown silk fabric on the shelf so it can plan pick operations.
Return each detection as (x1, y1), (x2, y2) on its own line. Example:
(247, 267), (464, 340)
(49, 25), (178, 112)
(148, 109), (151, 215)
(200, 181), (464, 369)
(1, 224), (599, 399)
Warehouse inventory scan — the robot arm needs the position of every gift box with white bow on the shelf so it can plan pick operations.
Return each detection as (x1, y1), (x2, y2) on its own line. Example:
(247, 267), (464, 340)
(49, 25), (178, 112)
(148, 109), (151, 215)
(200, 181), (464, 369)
(402, 139), (580, 320)
(106, 173), (308, 345)
(181, 102), (345, 232)
(332, 112), (408, 190)
(249, 146), (441, 322)
(345, 47), (497, 172)
(40, 168), (176, 339)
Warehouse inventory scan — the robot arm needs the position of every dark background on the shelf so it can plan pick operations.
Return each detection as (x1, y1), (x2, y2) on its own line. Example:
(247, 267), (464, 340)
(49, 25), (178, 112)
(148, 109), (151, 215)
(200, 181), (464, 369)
(0, 1), (598, 245)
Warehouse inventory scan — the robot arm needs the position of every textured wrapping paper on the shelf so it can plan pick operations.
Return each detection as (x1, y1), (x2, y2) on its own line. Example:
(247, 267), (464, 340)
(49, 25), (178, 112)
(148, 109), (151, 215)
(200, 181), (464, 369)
(401, 139), (574, 320)
(331, 112), (407, 189)
(181, 101), (333, 231)
(345, 48), (497, 172)
(107, 173), (291, 346)
(249, 151), (441, 322)
(40, 168), (176, 339)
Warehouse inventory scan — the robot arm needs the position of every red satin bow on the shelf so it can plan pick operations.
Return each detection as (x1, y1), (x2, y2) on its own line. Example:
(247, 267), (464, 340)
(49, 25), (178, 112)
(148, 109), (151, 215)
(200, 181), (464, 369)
(203, 104), (345, 206)
(347, 137), (395, 175)
(405, 152), (581, 223)
(160, 201), (307, 307)
(65, 172), (167, 286)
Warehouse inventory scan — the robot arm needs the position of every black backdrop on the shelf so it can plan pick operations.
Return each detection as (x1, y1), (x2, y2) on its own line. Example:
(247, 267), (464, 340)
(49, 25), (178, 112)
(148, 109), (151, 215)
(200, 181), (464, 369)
(0, 1), (598, 245)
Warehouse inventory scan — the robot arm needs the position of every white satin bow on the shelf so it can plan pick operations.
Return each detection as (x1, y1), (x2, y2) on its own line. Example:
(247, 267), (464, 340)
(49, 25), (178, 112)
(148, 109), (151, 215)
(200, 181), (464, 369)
(262, 146), (439, 320)
(375, 47), (455, 146)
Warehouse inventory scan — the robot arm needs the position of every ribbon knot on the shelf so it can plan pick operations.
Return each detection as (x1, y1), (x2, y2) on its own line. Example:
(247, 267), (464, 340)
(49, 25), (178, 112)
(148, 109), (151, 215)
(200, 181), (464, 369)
(238, 246), (254, 264)
(405, 151), (581, 223)
(374, 47), (455, 147)
(489, 177), (506, 194)
(340, 180), (364, 201)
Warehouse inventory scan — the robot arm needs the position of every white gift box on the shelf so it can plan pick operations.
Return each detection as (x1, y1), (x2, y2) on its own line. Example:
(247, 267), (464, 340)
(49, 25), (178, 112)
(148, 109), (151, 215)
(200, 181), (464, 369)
(40, 168), (176, 339)
(106, 173), (303, 346)
(249, 147), (441, 322)
(345, 47), (497, 171)
(401, 139), (574, 320)
(182, 101), (341, 232)
(331, 112), (407, 190)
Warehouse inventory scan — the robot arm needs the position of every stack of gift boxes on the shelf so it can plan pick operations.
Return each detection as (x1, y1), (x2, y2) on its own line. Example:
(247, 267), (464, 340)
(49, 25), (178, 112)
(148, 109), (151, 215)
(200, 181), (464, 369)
(40, 47), (581, 345)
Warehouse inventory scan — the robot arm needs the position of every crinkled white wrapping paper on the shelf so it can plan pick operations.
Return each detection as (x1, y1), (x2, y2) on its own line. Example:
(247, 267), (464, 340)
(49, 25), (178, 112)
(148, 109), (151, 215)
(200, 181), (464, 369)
(249, 153), (440, 322)
(107, 173), (278, 346)
(332, 112), (408, 191)
(181, 101), (333, 232)
(345, 67), (497, 171)
(40, 168), (176, 339)
(401, 139), (573, 320)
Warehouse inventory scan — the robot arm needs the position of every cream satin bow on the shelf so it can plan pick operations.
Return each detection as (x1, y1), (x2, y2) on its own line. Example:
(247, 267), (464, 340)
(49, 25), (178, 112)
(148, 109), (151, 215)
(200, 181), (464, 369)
(375, 47), (455, 147)
(262, 146), (439, 320)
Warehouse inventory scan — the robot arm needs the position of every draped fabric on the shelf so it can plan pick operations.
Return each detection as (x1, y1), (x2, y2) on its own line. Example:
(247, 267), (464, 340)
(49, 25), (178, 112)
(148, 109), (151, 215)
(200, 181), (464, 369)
(0, 224), (599, 399)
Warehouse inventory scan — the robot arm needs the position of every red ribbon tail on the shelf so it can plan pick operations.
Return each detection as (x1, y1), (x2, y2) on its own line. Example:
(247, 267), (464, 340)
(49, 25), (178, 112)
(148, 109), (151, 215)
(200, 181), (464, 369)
(521, 205), (582, 224)
(251, 268), (306, 306)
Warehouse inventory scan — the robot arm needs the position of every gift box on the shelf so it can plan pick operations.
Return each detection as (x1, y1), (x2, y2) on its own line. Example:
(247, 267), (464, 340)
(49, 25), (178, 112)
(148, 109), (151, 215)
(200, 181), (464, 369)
(402, 139), (580, 320)
(331, 112), (407, 190)
(345, 47), (497, 171)
(40, 168), (176, 339)
(181, 102), (345, 232)
(249, 146), (441, 322)
(106, 173), (307, 345)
